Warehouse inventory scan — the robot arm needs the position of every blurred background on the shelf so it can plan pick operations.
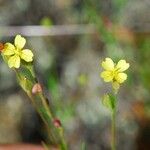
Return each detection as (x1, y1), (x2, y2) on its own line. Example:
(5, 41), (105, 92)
(0, 0), (149, 150)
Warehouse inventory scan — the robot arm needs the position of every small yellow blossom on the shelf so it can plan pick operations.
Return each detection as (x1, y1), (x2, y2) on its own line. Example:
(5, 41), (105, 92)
(2, 35), (34, 68)
(100, 58), (129, 91)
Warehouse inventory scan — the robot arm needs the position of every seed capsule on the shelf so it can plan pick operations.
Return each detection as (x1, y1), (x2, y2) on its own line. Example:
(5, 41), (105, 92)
(32, 83), (43, 94)
(0, 43), (4, 52)
(53, 118), (62, 128)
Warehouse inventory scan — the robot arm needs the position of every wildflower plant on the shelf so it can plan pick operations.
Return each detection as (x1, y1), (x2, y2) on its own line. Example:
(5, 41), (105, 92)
(0, 35), (67, 150)
(101, 58), (129, 93)
(100, 57), (129, 150)
(2, 35), (33, 68)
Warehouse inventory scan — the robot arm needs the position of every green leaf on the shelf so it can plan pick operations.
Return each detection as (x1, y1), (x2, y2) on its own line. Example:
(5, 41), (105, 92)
(108, 93), (116, 110)
(102, 93), (116, 110)
(22, 60), (35, 77)
(16, 67), (35, 92)
(19, 66), (35, 82)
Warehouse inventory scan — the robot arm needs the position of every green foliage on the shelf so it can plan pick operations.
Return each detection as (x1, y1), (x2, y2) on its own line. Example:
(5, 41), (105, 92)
(84, 0), (116, 44)
(16, 67), (35, 92)
(113, 0), (129, 19)
(48, 72), (76, 124)
(48, 73), (59, 100)
(102, 93), (116, 111)
(40, 17), (53, 27)
(137, 39), (150, 91)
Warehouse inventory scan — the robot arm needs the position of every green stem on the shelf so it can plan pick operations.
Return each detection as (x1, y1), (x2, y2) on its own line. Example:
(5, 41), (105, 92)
(59, 128), (68, 150)
(14, 68), (68, 150)
(39, 94), (68, 150)
(111, 108), (116, 150)
(27, 92), (56, 143)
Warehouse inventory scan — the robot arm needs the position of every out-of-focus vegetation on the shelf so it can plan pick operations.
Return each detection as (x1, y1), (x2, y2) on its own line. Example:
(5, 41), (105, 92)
(0, 0), (149, 150)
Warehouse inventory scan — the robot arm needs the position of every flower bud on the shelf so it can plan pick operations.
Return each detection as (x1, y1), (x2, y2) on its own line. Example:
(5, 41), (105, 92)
(32, 83), (43, 94)
(0, 43), (4, 52)
(53, 118), (62, 128)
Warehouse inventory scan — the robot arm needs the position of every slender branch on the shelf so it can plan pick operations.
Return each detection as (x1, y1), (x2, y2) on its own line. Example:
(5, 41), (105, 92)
(111, 108), (116, 150)
(27, 92), (56, 143)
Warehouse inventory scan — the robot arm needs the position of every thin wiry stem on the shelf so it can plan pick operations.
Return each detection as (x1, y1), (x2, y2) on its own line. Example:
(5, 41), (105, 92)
(111, 108), (116, 150)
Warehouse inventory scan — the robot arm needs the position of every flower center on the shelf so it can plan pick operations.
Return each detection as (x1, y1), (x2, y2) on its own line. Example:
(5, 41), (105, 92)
(110, 70), (117, 77)
(110, 69), (119, 82)
(14, 47), (21, 56)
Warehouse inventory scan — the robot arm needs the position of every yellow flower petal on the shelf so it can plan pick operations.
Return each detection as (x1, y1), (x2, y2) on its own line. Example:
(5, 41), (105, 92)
(14, 35), (26, 49)
(101, 58), (114, 71)
(115, 73), (127, 83)
(101, 71), (113, 82)
(3, 43), (15, 55)
(8, 55), (20, 68)
(116, 60), (129, 72)
(21, 49), (34, 62)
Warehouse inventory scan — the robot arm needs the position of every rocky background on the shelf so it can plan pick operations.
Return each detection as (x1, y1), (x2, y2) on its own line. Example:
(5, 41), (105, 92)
(0, 0), (149, 150)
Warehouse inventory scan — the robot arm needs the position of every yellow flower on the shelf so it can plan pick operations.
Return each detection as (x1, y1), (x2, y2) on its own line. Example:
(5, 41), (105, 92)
(100, 58), (129, 91)
(2, 35), (34, 68)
